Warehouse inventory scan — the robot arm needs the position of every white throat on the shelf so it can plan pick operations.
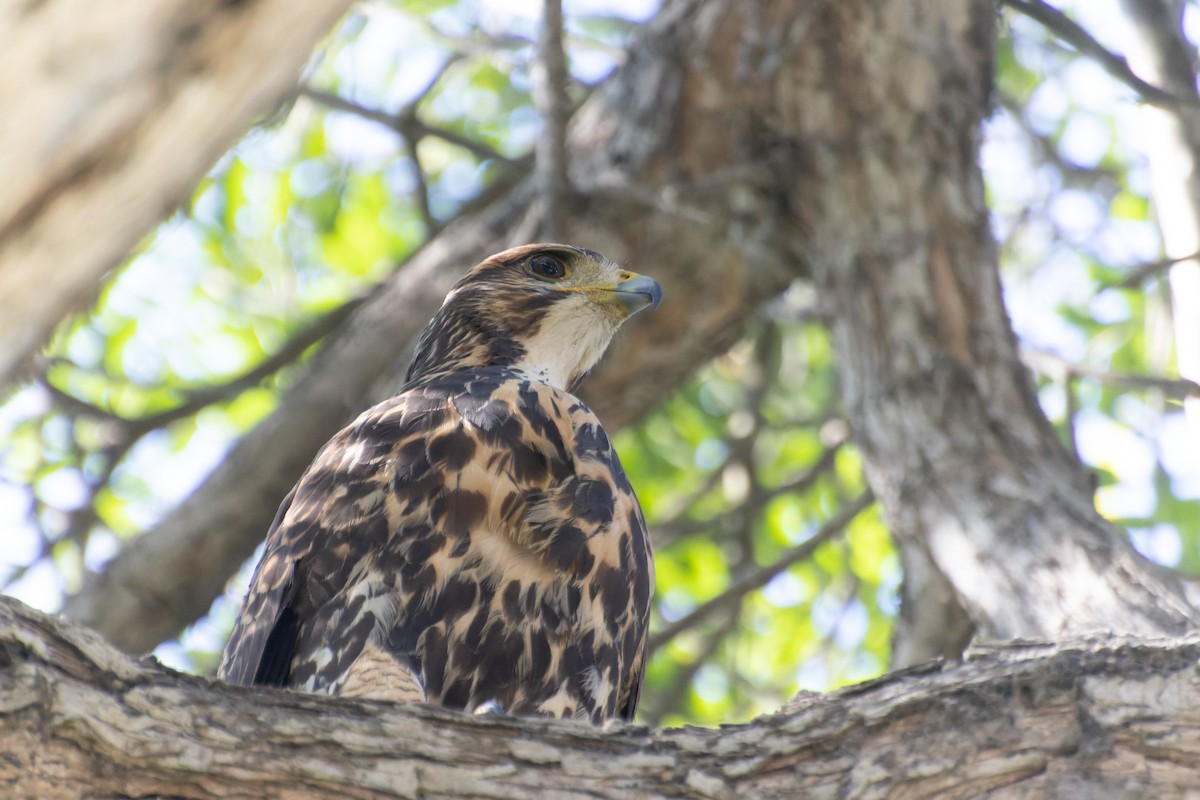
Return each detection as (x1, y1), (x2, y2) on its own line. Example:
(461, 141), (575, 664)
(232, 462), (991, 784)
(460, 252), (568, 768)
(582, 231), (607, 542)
(513, 299), (617, 390)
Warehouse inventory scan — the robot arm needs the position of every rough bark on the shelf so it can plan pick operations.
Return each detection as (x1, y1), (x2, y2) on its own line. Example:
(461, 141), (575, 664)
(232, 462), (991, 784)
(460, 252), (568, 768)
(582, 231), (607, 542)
(0, 0), (354, 388)
(8, 595), (1200, 799)
(785, 0), (1200, 645)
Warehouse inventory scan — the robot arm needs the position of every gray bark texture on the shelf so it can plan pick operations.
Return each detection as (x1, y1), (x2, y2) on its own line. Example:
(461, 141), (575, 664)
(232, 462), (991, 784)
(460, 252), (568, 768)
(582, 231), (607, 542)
(780, 0), (1200, 648)
(0, 0), (354, 386)
(6, 595), (1200, 799)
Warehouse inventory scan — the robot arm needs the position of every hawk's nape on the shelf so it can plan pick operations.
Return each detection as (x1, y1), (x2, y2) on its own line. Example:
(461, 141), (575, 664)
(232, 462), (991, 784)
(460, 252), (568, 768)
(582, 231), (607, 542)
(218, 244), (660, 723)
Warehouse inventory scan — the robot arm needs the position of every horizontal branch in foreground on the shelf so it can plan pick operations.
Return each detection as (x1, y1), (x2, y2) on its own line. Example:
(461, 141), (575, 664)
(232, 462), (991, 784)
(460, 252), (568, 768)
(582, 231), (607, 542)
(4, 596), (1200, 799)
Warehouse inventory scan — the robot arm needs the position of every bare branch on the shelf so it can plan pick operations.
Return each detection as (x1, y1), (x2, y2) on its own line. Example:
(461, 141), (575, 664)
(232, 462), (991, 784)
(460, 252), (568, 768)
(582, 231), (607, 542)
(1108, 250), (1200, 289)
(648, 490), (875, 653)
(24, 297), (367, 557)
(40, 294), (366, 434)
(1002, 0), (1196, 107)
(654, 441), (845, 550)
(1023, 347), (1200, 399)
(403, 136), (437, 237)
(996, 94), (1121, 187)
(299, 87), (517, 166)
(15, 594), (1200, 798)
(533, 0), (571, 239)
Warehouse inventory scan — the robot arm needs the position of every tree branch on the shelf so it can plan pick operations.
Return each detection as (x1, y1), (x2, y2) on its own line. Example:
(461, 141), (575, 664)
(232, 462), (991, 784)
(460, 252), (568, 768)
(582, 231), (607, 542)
(653, 441), (845, 551)
(1002, 0), (1195, 107)
(648, 491), (874, 653)
(1106, 249), (1200, 289)
(8, 595), (1200, 798)
(20, 297), (368, 560)
(299, 87), (517, 167)
(1119, 0), (1200, 432)
(40, 293), (367, 433)
(0, 0), (356, 390)
(1023, 346), (1200, 399)
(996, 93), (1121, 187)
(807, 0), (1199, 641)
(533, 0), (571, 240)
(403, 136), (438, 237)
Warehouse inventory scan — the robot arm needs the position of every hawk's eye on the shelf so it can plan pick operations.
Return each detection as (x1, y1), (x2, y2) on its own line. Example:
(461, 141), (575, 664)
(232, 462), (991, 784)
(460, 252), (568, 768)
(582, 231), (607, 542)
(529, 255), (567, 281)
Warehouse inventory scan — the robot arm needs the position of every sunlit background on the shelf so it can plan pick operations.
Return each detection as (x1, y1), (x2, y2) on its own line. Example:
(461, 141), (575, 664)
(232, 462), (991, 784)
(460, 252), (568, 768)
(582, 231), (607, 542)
(2, 0), (1198, 726)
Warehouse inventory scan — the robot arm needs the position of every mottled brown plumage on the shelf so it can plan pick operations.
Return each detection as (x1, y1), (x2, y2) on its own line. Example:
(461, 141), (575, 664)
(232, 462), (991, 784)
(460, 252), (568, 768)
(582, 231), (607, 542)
(218, 244), (660, 722)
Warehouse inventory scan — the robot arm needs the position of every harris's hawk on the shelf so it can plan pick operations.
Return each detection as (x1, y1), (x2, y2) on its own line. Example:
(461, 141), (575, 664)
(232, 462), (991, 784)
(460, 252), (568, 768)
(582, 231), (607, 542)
(218, 244), (661, 723)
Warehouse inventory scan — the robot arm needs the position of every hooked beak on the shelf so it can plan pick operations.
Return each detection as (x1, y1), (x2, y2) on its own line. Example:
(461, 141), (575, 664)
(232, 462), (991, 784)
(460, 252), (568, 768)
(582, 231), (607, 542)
(612, 273), (663, 317)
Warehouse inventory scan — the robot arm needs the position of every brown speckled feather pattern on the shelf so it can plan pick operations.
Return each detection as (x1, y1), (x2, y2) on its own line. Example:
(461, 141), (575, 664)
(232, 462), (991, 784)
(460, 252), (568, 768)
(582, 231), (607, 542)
(218, 244), (656, 723)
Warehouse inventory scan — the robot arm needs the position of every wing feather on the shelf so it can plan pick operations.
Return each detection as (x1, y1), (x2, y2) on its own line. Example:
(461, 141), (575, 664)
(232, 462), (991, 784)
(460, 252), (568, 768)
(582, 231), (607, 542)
(216, 487), (298, 687)
(217, 397), (411, 689)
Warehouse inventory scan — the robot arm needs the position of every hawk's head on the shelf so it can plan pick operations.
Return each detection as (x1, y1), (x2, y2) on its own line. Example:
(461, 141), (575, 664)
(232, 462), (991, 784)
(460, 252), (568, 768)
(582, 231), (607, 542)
(405, 244), (663, 390)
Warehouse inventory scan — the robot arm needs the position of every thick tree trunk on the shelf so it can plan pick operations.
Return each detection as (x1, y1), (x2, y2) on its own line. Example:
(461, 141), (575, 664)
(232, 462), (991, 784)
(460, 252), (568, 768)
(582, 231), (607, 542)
(783, 0), (1200, 647)
(7, 595), (1200, 799)
(0, 0), (354, 387)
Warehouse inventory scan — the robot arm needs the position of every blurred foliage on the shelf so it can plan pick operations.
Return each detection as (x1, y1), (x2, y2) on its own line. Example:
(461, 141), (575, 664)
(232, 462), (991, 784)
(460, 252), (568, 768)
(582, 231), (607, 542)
(2, 0), (1199, 727)
(990, 3), (1200, 573)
